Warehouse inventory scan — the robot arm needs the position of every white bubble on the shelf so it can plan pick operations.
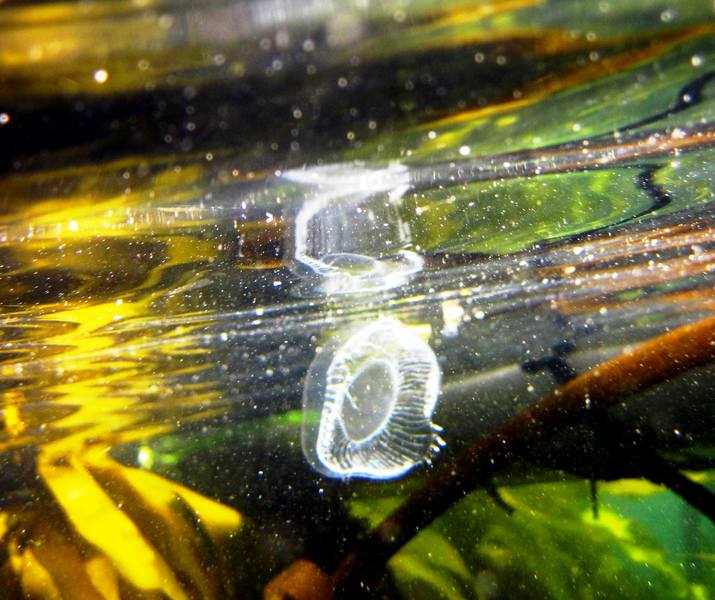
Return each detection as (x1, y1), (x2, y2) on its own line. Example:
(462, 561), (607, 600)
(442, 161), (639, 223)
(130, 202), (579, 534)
(93, 69), (108, 84)
(660, 8), (675, 22)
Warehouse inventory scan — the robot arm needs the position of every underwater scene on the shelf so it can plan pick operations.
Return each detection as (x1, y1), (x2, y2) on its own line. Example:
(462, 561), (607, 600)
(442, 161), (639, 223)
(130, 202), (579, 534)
(1, 0), (715, 598)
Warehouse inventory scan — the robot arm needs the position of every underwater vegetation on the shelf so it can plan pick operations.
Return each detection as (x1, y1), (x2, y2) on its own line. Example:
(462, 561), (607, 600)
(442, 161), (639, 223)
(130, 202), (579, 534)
(1, 0), (715, 598)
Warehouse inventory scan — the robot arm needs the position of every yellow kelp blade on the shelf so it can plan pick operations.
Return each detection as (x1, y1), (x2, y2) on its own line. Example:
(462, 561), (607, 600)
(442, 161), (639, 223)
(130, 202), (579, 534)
(87, 459), (241, 600)
(2, 494), (123, 600)
(0, 453), (251, 599)
(38, 454), (189, 599)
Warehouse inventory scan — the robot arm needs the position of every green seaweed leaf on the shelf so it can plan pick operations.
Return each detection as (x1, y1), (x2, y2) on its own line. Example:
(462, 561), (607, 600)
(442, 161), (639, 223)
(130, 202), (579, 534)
(350, 480), (713, 599)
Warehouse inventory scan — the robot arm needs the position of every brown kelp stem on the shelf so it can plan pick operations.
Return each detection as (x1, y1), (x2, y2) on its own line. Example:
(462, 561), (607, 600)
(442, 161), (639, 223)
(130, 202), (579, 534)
(264, 316), (715, 599)
(330, 314), (715, 596)
(408, 122), (715, 190)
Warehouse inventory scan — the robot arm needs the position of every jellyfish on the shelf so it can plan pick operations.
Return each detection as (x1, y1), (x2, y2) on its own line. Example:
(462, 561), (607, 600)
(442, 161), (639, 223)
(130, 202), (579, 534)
(302, 319), (442, 479)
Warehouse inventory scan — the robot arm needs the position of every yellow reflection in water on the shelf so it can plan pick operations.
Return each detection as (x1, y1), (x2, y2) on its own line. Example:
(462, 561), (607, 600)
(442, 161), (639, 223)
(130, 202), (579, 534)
(1, 148), (250, 597)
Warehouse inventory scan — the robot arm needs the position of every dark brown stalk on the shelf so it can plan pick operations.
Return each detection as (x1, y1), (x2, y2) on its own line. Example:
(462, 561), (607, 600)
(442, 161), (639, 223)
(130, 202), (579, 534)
(332, 315), (715, 596)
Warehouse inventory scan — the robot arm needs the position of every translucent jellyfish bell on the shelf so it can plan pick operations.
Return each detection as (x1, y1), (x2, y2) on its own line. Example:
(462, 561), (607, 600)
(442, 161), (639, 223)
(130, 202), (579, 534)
(302, 320), (442, 479)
